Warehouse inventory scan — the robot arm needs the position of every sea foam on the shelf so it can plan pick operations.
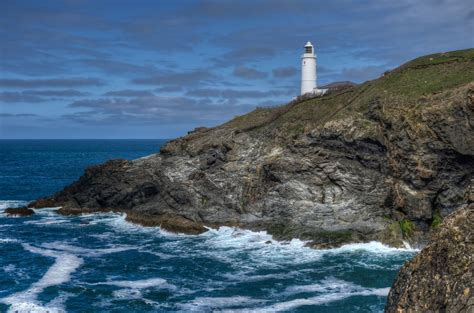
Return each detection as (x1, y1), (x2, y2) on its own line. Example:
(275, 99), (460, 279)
(1, 244), (83, 313)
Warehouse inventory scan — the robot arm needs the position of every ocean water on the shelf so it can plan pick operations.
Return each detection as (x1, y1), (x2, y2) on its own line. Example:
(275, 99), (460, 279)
(0, 140), (416, 312)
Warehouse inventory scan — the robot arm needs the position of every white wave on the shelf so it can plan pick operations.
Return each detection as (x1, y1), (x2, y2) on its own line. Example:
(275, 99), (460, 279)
(326, 241), (419, 253)
(2, 264), (16, 273)
(88, 213), (418, 258)
(112, 288), (143, 300)
(93, 278), (176, 302)
(39, 241), (135, 257)
(24, 218), (70, 226)
(3, 302), (65, 313)
(100, 278), (175, 290)
(1, 243), (83, 313)
(102, 213), (191, 238)
(278, 277), (387, 297)
(178, 296), (264, 312)
(195, 227), (322, 269)
(260, 287), (389, 312)
(220, 278), (390, 312)
(0, 238), (19, 244)
(0, 200), (28, 210)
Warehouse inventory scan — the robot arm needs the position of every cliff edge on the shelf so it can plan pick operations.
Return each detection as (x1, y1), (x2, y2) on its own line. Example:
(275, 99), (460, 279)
(385, 205), (473, 312)
(29, 48), (474, 248)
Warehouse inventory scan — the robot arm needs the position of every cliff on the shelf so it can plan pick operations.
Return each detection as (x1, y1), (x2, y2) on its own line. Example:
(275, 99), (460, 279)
(30, 48), (474, 248)
(385, 205), (473, 312)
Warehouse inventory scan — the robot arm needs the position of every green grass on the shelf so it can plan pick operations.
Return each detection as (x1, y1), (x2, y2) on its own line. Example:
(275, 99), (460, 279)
(399, 219), (415, 238)
(218, 48), (474, 143)
(431, 210), (443, 228)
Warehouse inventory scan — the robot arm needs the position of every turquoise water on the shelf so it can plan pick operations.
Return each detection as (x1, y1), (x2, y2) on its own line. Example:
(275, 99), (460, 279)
(0, 140), (416, 312)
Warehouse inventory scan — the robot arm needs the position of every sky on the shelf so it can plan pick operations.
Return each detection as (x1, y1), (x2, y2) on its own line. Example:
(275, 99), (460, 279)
(1, 0), (473, 139)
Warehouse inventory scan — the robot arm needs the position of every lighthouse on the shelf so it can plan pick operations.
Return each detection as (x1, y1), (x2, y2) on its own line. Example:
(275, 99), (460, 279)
(300, 41), (326, 96)
(301, 41), (316, 95)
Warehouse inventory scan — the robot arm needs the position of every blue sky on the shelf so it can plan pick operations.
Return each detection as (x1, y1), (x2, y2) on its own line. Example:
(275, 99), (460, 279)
(1, 0), (473, 139)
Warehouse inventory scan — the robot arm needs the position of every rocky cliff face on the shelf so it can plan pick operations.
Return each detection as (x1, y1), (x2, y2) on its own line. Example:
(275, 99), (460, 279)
(30, 49), (474, 248)
(385, 205), (473, 312)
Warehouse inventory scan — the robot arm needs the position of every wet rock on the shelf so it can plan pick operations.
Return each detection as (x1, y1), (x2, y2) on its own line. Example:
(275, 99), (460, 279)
(125, 212), (207, 234)
(28, 197), (57, 209)
(4, 207), (35, 216)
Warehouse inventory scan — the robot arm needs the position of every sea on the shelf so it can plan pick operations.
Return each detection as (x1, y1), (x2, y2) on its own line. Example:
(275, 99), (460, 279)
(0, 140), (417, 313)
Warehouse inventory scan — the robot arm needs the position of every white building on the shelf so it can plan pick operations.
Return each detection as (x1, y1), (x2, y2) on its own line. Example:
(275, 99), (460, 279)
(300, 41), (327, 96)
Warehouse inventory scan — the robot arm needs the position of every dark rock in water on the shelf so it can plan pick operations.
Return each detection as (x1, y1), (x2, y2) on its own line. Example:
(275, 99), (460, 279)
(29, 49), (474, 246)
(4, 207), (35, 216)
(28, 197), (57, 209)
(125, 212), (207, 234)
(385, 205), (474, 312)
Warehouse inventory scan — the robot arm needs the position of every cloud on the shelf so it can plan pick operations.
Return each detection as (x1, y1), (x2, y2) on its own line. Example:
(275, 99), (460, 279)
(132, 69), (219, 87)
(103, 90), (155, 97)
(0, 78), (104, 88)
(233, 66), (267, 79)
(0, 92), (45, 103)
(155, 86), (183, 93)
(213, 47), (276, 66)
(272, 66), (298, 78)
(81, 59), (158, 75)
(0, 113), (38, 117)
(65, 95), (256, 125)
(186, 88), (292, 98)
(0, 89), (88, 103)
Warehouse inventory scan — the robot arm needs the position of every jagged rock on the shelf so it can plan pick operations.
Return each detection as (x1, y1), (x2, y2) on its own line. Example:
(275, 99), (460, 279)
(4, 207), (35, 216)
(30, 49), (474, 247)
(385, 205), (474, 312)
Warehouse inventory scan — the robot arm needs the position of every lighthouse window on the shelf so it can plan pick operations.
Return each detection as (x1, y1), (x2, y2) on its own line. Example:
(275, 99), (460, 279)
(305, 46), (312, 53)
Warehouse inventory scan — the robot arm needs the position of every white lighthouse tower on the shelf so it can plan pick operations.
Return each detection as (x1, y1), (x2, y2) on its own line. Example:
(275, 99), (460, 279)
(301, 41), (316, 95)
(300, 41), (326, 96)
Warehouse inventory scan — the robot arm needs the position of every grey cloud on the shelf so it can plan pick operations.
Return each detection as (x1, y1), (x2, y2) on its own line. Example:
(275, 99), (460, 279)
(65, 95), (256, 125)
(186, 88), (292, 99)
(155, 86), (183, 93)
(0, 89), (88, 103)
(213, 47), (276, 66)
(466, 10), (474, 20)
(233, 66), (268, 79)
(0, 78), (105, 88)
(0, 92), (46, 103)
(0, 113), (39, 117)
(132, 69), (219, 87)
(24, 90), (88, 96)
(103, 90), (155, 97)
(81, 59), (158, 75)
(272, 66), (298, 78)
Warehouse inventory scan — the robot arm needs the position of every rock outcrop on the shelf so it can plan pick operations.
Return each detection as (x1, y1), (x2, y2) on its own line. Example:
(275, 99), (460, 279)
(385, 205), (474, 312)
(31, 49), (474, 248)
(4, 207), (35, 216)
